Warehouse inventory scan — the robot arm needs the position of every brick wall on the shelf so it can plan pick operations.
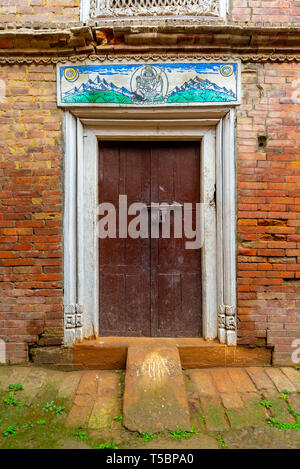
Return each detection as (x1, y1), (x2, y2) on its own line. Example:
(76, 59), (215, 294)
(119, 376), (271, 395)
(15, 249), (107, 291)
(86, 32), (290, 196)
(0, 0), (80, 28)
(2, 0), (300, 28)
(237, 62), (300, 365)
(1, 60), (299, 365)
(0, 63), (63, 363)
(232, 0), (300, 24)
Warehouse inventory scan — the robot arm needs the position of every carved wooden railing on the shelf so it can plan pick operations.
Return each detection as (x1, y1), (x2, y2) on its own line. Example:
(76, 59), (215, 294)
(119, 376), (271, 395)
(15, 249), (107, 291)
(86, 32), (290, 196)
(90, 0), (221, 18)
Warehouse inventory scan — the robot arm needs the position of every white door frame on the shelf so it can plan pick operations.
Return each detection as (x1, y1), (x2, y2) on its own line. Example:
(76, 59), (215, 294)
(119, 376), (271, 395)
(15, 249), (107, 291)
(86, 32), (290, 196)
(63, 106), (237, 346)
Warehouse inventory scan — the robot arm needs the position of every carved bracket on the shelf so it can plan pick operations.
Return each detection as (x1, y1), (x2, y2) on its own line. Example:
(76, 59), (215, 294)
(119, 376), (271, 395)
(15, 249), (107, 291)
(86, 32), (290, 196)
(218, 304), (237, 333)
(64, 304), (83, 330)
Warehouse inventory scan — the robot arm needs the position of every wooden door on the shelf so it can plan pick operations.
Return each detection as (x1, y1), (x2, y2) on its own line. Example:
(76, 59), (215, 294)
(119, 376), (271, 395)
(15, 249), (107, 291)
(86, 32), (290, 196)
(99, 141), (201, 337)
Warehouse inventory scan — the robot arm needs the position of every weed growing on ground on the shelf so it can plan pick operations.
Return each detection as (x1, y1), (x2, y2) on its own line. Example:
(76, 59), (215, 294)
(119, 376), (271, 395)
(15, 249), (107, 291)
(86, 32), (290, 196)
(140, 432), (159, 442)
(94, 442), (119, 449)
(216, 434), (226, 449)
(42, 401), (65, 416)
(267, 418), (300, 431)
(169, 428), (197, 440)
(260, 399), (272, 409)
(74, 429), (88, 440)
(267, 390), (300, 431)
(21, 422), (34, 429)
(3, 384), (24, 408)
(113, 416), (123, 422)
(3, 426), (17, 437)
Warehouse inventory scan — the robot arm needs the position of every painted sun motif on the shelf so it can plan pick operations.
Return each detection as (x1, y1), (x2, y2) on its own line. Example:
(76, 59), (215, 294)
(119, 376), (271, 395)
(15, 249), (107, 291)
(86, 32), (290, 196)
(64, 67), (79, 82)
(220, 64), (234, 77)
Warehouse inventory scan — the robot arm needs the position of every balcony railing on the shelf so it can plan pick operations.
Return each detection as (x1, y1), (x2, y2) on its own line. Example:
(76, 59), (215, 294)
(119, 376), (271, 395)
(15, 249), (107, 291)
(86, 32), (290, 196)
(89, 0), (222, 18)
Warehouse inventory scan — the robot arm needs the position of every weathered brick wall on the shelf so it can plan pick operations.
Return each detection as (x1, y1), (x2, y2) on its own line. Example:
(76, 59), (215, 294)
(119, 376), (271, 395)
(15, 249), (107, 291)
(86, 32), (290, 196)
(0, 63), (63, 363)
(2, 0), (300, 27)
(232, 0), (300, 23)
(1, 60), (299, 366)
(237, 62), (300, 365)
(0, 0), (80, 28)
(0, 60), (299, 365)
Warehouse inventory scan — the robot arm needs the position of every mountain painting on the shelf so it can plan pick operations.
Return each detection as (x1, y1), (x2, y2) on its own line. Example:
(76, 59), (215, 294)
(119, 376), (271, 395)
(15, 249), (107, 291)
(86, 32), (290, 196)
(57, 62), (239, 107)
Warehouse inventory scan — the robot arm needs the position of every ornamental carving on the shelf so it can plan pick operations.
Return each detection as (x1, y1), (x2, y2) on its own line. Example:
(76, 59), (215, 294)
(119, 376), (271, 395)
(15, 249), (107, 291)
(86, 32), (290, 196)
(90, 0), (220, 17)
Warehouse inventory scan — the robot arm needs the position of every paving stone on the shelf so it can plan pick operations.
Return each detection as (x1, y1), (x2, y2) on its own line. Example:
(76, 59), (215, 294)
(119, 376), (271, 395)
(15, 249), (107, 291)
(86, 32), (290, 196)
(123, 345), (191, 433)
(210, 368), (236, 393)
(188, 369), (217, 395)
(41, 369), (66, 388)
(73, 394), (94, 407)
(265, 367), (297, 393)
(221, 392), (244, 409)
(66, 404), (92, 427)
(228, 368), (256, 393)
(226, 392), (268, 429)
(57, 371), (82, 399)
(0, 367), (49, 403)
(246, 367), (276, 391)
(135, 433), (219, 449)
(88, 397), (119, 430)
(223, 427), (300, 449)
(0, 366), (30, 389)
(97, 371), (120, 397)
(199, 395), (228, 431)
(58, 438), (91, 449)
(289, 393), (300, 415)
(262, 390), (296, 424)
(280, 367), (300, 389)
(0, 366), (13, 389)
(76, 371), (99, 395)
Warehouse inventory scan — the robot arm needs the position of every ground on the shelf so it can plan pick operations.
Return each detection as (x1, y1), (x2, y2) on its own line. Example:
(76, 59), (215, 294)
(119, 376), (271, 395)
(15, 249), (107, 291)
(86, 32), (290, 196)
(0, 365), (299, 449)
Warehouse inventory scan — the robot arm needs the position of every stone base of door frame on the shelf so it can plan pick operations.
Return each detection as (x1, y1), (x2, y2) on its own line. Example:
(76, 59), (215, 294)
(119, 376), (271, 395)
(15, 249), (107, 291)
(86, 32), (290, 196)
(30, 339), (272, 371)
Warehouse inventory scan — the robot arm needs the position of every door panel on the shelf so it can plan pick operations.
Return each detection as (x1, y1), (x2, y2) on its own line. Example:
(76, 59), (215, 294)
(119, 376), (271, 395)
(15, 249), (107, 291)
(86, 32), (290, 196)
(99, 141), (201, 337)
(99, 142), (151, 336)
(150, 143), (201, 337)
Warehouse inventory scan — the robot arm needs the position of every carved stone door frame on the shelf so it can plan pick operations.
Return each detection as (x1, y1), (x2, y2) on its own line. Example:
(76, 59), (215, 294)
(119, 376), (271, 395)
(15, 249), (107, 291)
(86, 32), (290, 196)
(63, 106), (237, 346)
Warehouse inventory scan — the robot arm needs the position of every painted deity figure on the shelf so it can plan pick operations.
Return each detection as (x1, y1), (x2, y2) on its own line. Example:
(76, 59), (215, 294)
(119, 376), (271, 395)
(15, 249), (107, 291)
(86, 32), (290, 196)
(134, 65), (164, 102)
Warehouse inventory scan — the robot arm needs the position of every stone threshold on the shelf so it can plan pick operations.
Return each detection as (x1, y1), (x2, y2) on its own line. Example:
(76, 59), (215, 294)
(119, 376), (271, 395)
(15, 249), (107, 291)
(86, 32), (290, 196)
(30, 337), (272, 370)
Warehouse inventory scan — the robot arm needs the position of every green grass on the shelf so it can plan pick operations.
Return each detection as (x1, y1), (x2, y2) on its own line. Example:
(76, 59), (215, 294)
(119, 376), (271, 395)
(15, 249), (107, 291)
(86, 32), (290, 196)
(167, 89), (236, 103)
(169, 428), (197, 440)
(113, 416), (123, 423)
(139, 432), (159, 442)
(62, 90), (132, 104)
(265, 390), (300, 431)
(216, 434), (226, 449)
(260, 399), (272, 409)
(94, 442), (119, 449)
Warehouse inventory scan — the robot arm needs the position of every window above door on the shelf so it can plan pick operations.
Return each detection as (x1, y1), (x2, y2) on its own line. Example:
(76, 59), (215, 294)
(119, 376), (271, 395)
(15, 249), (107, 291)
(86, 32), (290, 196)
(80, 0), (228, 23)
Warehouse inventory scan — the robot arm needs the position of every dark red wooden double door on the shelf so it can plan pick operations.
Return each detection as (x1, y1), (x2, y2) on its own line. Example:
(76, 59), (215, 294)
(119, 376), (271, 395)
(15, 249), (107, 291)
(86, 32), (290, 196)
(99, 141), (202, 337)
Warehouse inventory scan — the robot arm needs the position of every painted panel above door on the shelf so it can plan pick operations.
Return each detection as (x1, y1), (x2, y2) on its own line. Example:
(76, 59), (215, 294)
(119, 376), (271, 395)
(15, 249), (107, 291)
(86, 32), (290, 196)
(57, 60), (240, 107)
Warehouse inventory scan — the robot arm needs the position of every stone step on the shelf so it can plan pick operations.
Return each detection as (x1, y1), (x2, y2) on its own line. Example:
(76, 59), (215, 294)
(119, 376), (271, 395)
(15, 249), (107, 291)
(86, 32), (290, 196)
(67, 337), (272, 370)
(123, 345), (191, 434)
